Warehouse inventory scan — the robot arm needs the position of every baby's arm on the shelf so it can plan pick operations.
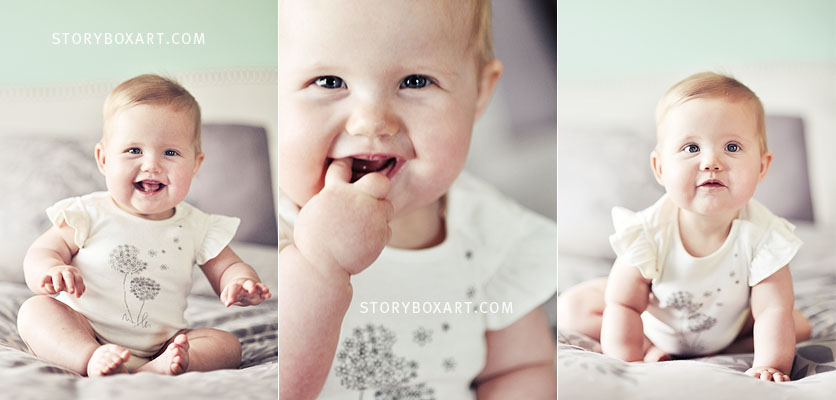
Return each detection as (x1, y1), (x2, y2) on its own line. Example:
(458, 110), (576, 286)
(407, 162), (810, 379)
(472, 308), (556, 399)
(200, 246), (271, 307)
(23, 223), (84, 297)
(281, 159), (393, 400)
(747, 265), (796, 382)
(600, 259), (654, 361)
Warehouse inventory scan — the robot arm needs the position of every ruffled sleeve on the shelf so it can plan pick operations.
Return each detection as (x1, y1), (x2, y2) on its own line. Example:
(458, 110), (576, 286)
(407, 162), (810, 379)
(45, 197), (90, 248)
(196, 214), (241, 265)
(609, 207), (660, 280)
(747, 218), (802, 286)
(481, 209), (556, 331)
(450, 172), (556, 331)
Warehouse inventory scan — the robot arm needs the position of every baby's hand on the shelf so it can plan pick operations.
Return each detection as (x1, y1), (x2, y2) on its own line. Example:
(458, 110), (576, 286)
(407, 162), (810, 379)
(745, 366), (790, 382)
(293, 158), (394, 275)
(220, 278), (272, 307)
(41, 265), (85, 297)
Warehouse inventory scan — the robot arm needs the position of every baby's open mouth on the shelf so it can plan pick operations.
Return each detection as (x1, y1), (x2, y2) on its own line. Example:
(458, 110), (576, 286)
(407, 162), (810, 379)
(134, 180), (166, 193)
(350, 156), (397, 183)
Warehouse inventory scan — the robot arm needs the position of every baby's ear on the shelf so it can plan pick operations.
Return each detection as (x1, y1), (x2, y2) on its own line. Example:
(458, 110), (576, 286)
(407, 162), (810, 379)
(650, 150), (664, 185)
(758, 150), (773, 182)
(192, 152), (205, 177)
(474, 59), (503, 120)
(94, 142), (107, 175)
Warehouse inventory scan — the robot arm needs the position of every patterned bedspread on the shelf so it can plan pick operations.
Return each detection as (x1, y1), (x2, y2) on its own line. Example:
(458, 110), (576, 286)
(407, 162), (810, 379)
(0, 281), (277, 399)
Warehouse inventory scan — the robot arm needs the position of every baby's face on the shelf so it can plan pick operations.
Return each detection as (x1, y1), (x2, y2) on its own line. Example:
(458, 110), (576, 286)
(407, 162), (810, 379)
(279, 0), (494, 217)
(652, 97), (771, 218)
(96, 104), (204, 220)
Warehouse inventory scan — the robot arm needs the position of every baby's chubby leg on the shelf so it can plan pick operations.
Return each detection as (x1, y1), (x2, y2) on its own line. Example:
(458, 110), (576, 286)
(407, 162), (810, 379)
(558, 277), (670, 362)
(642, 337), (672, 362)
(17, 295), (129, 376)
(137, 328), (241, 375)
(724, 308), (812, 355)
(557, 277), (608, 341)
(792, 309), (812, 342)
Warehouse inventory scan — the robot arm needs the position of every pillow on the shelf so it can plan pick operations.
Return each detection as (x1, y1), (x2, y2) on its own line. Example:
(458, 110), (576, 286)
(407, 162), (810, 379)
(754, 115), (814, 222)
(186, 124), (277, 246)
(558, 126), (664, 258)
(0, 137), (103, 283)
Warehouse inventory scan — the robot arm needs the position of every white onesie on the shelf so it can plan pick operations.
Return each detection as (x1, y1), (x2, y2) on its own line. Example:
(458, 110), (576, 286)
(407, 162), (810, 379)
(609, 194), (802, 356)
(48, 192), (239, 365)
(280, 171), (556, 399)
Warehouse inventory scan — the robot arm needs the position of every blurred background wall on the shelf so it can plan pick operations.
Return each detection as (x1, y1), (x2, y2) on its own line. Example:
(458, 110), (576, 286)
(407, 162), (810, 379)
(0, 0), (276, 85)
(560, 0), (834, 80)
(468, 1), (557, 220)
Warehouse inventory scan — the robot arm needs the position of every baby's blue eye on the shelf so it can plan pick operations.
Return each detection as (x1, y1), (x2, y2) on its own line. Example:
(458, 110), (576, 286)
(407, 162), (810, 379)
(314, 76), (345, 89)
(400, 75), (429, 89)
(127, 148), (142, 155)
(164, 149), (179, 157)
(725, 143), (740, 152)
(684, 144), (700, 153)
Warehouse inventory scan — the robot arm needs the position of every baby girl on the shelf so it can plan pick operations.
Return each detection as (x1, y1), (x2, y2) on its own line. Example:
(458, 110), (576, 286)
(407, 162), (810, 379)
(559, 72), (810, 382)
(280, 1), (557, 398)
(16, 74), (271, 376)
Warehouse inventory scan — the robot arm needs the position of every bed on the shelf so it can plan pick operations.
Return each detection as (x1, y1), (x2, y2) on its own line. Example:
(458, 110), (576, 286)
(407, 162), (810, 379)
(0, 123), (278, 399)
(557, 115), (836, 398)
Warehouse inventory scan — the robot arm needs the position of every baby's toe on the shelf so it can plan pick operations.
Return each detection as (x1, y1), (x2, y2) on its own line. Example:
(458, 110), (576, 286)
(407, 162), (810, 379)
(170, 355), (184, 374)
(173, 334), (190, 351)
(88, 344), (129, 377)
(167, 337), (190, 375)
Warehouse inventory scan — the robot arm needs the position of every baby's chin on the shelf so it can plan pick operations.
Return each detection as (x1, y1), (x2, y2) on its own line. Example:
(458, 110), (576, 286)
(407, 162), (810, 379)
(388, 191), (447, 220)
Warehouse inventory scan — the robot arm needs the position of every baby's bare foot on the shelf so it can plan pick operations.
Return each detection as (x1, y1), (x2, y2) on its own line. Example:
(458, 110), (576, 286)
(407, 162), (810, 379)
(643, 344), (671, 362)
(87, 344), (131, 377)
(137, 334), (190, 375)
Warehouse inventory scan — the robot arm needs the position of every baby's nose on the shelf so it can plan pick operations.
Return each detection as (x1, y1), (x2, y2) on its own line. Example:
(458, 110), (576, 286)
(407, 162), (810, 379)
(345, 99), (400, 138)
(141, 155), (162, 172)
(700, 152), (723, 171)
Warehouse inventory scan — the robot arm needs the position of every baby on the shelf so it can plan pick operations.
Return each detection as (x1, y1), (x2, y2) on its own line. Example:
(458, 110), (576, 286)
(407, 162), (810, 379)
(558, 72), (811, 382)
(279, 1), (556, 399)
(16, 74), (271, 377)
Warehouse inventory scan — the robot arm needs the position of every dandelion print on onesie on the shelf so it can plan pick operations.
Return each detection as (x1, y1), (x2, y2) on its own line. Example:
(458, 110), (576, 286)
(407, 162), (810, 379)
(334, 324), (436, 400)
(660, 290), (717, 354)
(109, 244), (160, 328)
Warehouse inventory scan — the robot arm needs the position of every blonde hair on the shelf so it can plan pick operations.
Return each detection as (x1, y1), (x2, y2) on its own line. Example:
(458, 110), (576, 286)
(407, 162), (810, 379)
(656, 72), (766, 152)
(102, 74), (202, 151)
(471, 0), (495, 69)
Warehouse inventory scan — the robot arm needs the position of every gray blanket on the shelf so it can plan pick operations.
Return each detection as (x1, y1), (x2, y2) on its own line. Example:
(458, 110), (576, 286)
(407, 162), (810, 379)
(0, 282), (277, 399)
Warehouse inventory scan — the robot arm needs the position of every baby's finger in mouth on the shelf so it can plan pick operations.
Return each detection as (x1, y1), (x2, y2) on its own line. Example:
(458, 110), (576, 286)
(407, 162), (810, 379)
(352, 172), (391, 199)
(324, 158), (353, 186)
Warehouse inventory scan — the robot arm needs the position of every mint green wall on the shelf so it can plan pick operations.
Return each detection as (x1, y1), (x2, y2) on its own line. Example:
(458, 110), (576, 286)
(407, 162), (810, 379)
(559, 0), (836, 79)
(0, 0), (277, 86)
